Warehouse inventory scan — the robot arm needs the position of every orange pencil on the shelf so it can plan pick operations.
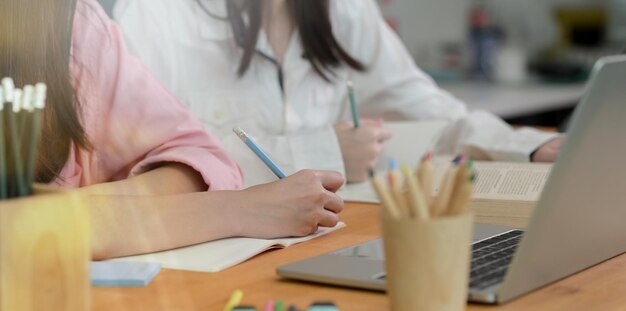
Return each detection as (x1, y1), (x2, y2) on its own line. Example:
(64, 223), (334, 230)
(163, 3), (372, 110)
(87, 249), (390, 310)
(389, 169), (411, 217)
(401, 164), (429, 220)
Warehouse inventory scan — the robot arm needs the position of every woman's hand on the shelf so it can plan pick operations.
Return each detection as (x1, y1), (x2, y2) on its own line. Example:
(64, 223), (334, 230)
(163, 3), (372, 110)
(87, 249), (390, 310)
(532, 136), (565, 162)
(235, 170), (345, 238)
(334, 119), (392, 183)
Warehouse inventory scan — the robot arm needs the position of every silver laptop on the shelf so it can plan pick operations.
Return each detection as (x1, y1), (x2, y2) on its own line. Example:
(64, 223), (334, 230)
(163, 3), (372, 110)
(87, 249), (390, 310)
(277, 55), (626, 304)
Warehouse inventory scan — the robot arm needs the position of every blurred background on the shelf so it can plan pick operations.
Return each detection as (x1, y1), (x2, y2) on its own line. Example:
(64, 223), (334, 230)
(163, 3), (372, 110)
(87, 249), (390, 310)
(377, 0), (626, 129)
(98, 0), (626, 129)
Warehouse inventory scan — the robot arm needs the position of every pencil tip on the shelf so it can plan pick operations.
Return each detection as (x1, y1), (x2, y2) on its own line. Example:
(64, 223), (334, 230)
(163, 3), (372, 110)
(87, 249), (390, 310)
(368, 168), (375, 178)
(423, 152), (433, 161)
(388, 159), (397, 170)
(452, 154), (463, 165)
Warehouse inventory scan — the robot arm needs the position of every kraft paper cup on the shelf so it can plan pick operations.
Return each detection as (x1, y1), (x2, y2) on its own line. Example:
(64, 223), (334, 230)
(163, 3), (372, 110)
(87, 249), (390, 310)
(382, 212), (473, 311)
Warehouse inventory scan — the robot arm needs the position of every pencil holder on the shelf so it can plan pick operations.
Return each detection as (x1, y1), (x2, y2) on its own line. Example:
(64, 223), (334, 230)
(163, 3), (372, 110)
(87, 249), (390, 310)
(381, 212), (473, 311)
(0, 187), (90, 311)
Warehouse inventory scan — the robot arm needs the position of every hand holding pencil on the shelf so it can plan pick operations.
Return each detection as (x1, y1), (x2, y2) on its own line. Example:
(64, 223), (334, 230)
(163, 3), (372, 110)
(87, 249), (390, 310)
(336, 80), (392, 183)
(334, 119), (392, 183)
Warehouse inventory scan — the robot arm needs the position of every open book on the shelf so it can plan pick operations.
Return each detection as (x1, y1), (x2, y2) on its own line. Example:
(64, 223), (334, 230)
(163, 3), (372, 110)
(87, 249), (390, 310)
(109, 223), (346, 273)
(340, 159), (552, 227)
(467, 162), (552, 227)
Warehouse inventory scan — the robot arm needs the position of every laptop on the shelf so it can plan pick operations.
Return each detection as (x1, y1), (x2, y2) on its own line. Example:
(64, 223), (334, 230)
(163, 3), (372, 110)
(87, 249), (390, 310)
(277, 55), (626, 304)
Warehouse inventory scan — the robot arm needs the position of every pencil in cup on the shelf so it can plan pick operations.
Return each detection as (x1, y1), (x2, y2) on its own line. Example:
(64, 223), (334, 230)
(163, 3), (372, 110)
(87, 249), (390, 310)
(416, 152), (435, 205)
(233, 126), (286, 179)
(0, 78), (47, 199)
(401, 164), (430, 220)
(430, 161), (459, 217)
(0, 88), (7, 199)
(446, 159), (475, 216)
(371, 154), (474, 220)
(371, 173), (403, 219)
(388, 162), (411, 217)
(2, 78), (26, 197)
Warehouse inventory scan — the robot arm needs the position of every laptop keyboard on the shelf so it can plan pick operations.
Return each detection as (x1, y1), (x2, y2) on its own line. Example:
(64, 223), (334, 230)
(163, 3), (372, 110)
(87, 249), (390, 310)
(469, 230), (524, 290)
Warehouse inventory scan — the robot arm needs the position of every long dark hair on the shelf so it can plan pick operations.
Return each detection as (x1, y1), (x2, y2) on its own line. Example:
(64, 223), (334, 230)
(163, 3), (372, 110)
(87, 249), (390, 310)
(199, 0), (365, 80)
(0, 0), (90, 183)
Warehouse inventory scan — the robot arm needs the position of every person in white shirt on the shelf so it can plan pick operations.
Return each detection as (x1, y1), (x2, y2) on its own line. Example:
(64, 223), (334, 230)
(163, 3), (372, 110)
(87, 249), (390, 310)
(113, 0), (563, 187)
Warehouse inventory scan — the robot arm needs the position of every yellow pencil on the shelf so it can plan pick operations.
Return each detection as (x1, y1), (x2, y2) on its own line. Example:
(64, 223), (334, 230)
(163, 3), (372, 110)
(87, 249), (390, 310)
(223, 289), (243, 311)
(371, 174), (403, 219)
(401, 165), (430, 220)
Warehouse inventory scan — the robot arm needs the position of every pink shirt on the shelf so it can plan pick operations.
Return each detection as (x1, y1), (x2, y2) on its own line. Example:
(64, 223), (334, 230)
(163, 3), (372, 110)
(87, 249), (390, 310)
(53, 0), (242, 190)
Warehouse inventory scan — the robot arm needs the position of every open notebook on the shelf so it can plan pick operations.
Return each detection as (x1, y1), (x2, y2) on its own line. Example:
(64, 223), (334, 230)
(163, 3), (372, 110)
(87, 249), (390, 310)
(109, 222), (346, 272)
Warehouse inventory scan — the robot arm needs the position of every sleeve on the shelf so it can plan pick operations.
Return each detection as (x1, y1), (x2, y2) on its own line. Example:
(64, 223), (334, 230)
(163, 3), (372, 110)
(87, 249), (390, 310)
(333, 0), (556, 161)
(72, 0), (242, 190)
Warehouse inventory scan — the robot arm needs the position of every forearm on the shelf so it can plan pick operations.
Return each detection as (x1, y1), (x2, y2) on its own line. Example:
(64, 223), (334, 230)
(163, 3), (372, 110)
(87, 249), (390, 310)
(434, 111), (558, 162)
(85, 169), (344, 260)
(80, 163), (207, 196)
(79, 163), (228, 259)
(89, 190), (246, 260)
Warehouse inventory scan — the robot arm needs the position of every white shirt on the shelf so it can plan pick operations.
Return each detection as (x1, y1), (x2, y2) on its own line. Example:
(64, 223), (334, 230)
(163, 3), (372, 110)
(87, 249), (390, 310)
(114, 0), (556, 187)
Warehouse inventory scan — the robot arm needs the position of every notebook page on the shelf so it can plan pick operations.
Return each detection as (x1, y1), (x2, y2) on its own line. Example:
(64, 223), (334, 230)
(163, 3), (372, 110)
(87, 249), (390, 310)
(110, 222), (346, 272)
(338, 120), (449, 203)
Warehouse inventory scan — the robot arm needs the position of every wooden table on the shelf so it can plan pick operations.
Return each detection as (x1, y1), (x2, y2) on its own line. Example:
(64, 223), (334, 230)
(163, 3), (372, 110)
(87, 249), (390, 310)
(92, 203), (626, 311)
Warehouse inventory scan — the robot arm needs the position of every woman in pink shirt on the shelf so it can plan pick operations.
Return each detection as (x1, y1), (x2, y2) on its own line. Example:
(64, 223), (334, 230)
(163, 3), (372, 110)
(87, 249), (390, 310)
(0, 0), (343, 259)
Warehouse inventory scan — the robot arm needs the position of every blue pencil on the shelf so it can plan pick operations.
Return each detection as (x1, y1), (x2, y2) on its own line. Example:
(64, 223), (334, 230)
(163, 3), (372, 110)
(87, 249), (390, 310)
(346, 80), (359, 128)
(233, 126), (286, 179)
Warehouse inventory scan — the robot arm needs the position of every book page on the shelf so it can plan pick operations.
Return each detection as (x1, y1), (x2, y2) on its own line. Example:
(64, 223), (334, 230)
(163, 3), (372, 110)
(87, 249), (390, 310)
(471, 162), (552, 201)
(110, 222), (346, 273)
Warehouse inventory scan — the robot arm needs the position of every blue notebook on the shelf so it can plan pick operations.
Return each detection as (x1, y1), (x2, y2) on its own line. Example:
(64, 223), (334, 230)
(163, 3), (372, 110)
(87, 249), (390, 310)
(91, 261), (161, 287)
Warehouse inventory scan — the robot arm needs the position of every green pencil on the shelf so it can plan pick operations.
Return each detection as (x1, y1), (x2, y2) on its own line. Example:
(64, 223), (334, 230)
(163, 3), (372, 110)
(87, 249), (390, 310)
(18, 85), (33, 143)
(0, 89), (6, 199)
(346, 80), (359, 128)
(7, 88), (26, 197)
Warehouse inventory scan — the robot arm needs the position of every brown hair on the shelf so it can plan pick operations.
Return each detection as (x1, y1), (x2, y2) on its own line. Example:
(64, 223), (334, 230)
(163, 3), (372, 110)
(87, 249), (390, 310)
(0, 0), (90, 183)
(199, 0), (366, 80)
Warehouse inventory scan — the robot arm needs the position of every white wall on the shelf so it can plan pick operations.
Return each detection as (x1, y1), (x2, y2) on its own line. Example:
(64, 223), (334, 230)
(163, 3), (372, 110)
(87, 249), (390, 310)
(377, 0), (470, 69)
(378, 0), (614, 69)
